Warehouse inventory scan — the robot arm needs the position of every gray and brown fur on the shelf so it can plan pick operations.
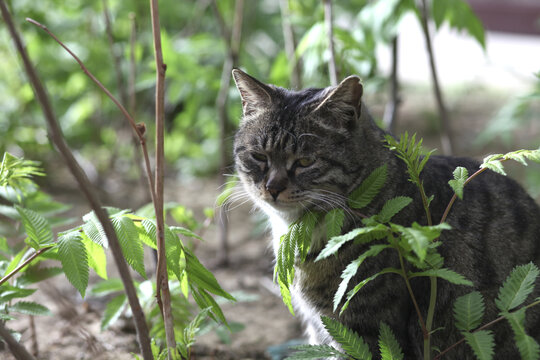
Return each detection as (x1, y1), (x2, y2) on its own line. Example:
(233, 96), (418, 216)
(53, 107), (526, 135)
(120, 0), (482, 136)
(231, 69), (540, 359)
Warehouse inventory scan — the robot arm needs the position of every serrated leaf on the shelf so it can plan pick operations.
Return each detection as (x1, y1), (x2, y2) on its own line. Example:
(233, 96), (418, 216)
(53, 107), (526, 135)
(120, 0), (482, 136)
(453, 291), (485, 331)
(379, 322), (404, 360)
(333, 245), (390, 311)
(321, 316), (372, 360)
(82, 211), (108, 248)
(495, 263), (539, 312)
(448, 166), (468, 200)
(278, 277), (294, 315)
(285, 344), (347, 360)
(169, 226), (202, 241)
(348, 164), (388, 209)
(90, 278), (124, 296)
(9, 301), (51, 316)
(392, 222), (451, 262)
(298, 212), (318, 261)
(316, 224), (387, 262)
(81, 233), (107, 280)
(101, 294), (127, 330)
(3, 248), (27, 277)
(15, 205), (54, 249)
(481, 161), (507, 176)
(376, 196), (412, 223)
(409, 268), (473, 286)
(325, 209), (345, 240)
(503, 308), (540, 360)
(431, 0), (485, 48)
(16, 266), (63, 286)
(57, 230), (89, 297)
(0, 285), (37, 304)
(111, 215), (146, 279)
(463, 330), (495, 360)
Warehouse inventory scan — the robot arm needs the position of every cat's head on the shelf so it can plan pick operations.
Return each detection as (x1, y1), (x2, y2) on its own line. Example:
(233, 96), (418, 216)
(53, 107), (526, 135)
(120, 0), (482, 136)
(232, 69), (367, 219)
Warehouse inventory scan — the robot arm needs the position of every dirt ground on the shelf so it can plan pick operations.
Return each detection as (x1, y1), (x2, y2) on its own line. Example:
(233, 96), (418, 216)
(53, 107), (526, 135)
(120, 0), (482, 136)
(1, 88), (538, 359)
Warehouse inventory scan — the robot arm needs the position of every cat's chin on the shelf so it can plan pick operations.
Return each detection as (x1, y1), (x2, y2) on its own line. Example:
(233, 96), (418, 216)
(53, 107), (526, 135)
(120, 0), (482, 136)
(257, 198), (302, 220)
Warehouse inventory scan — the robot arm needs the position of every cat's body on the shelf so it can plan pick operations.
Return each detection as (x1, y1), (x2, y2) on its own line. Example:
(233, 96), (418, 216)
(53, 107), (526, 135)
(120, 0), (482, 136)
(231, 69), (540, 359)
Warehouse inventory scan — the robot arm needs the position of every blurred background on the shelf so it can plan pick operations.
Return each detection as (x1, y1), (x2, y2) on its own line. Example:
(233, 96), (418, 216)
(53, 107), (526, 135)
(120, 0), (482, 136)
(0, 0), (539, 359)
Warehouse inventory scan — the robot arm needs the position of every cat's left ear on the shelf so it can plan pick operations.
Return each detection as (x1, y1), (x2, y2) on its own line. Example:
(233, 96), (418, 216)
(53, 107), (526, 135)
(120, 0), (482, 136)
(313, 76), (363, 123)
(232, 69), (274, 117)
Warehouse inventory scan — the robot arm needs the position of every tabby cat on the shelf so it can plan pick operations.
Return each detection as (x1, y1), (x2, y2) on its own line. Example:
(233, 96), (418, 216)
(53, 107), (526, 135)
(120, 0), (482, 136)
(231, 68), (540, 359)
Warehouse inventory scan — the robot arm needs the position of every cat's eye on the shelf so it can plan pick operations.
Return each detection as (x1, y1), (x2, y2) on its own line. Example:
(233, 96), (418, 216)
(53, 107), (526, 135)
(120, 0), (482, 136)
(251, 152), (267, 163)
(296, 157), (315, 168)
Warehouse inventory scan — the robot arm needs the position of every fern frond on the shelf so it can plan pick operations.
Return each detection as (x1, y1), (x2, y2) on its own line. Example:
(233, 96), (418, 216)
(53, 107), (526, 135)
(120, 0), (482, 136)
(495, 262), (539, 312)
(285, 344), (348, 359)
(57, 230), (89, 297)
(325, 208), (345, 242)
(503, 308), (540, 360)
(392, 222), (450, 262)
(480, 148), (540, 176)
(15, 205), (54, 249)
(376, 196), (412, 223)
(8, 301), (51, 316)
(348, 164), (388, 209)
(111, 214), (146, 279)
(463, 330), (495, 360)
(408, 268), (473, 286)
(453, 291), (485, 331)
(448, 166), (468, 200)
(378, 322), (404, 360)
(321, 316), (372, 360)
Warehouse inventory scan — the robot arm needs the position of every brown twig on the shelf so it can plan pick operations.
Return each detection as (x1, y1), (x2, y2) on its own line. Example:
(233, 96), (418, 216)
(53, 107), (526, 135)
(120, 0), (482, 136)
(323, 0), (338, 86)
(0, 5), (153, 359)
(383, 36), (400, 133)
(418, 0), (453, 155)
(148, 0), (176, 353)
(28, 315), (38, 357)
(0, 321), (36, 360)
(0, 247), (50, 286)
(279, 0), (302, 89)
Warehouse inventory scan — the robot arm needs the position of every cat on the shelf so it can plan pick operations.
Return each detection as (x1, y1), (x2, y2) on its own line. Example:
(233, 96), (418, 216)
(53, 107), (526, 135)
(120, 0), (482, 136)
(231, 68), (540, 359)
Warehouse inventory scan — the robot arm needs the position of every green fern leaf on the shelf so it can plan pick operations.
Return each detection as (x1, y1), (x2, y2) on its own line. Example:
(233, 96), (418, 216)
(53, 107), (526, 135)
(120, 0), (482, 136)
(81, 233), (107, 280)
(325, 208), (345, 240)
(376, 196), (412, 223)
(378, 322), (404, 360)
(453, 291), (485, 331)
(348, 164), (388, 209)
(8, 301), (51, 316)
(101, 294), (127, 330)
(316, 224), (387, 262)
(495, 263), (539, 312)
(392, 222), (451, 262)
(57, 230), (89, 297)
(82, 211), (109, 248)
(15, 205), (54, 249)
(333, 245), (390, 311)
(503, 308), (540, 360)
(278, 277), (295, 315)
(111, 214), (146, 279)
(463, 330), (495, 360)
(321, 316), (372, 360)
(409, 268), (473, 286)
(298, 212), (318, 261)
(448, 166), (468, 200)
(285, 344), (348, 359)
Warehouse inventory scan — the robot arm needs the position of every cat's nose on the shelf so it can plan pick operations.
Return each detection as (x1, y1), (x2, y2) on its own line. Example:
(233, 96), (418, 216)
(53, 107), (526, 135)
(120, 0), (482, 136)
(266, 171), (288, 201)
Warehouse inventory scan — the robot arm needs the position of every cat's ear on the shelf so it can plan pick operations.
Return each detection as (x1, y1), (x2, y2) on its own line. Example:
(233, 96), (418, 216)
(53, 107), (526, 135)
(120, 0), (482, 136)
(232, 69), (274, 117)
(313, 75), (363, 124)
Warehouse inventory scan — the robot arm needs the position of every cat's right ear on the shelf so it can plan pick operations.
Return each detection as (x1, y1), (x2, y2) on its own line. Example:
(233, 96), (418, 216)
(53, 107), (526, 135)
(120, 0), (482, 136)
(232, 69), (274, 117)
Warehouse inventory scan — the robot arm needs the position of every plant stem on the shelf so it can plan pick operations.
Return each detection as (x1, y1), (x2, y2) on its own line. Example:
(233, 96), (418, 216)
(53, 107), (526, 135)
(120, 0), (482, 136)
(418, 0), (452, 155)
(323, 0), (338, 86)
(279, 0), (301, 89)
(0, 247), (50, 286)
(1, 6), (153, 359)
(383, 36), (400, 134)
(0, 320), (36, 360)
(424, 276), (437, 360)
(148, 0), (176, 354)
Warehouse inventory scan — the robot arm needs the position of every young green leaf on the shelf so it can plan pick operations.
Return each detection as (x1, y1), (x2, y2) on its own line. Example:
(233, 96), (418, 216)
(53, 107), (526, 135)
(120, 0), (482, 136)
(101, 294), (127, 330)
(325, 208), (345, 240)
(321, 316), (372, 360)
(81, 233), (107, 280)
(278, 277), (295, 315)
(169, 226), (202, 241)
(392, 222), (451, 262)
(111, 214), (146, 279)
(376, 196), (412, 223)
(431, 0), (485, 48)
(348, 164), (388, 209)
(82, 211), (109, 248)
(408, 268), (473, 286)
(285, 344), (348, 360)
(15, 205), (54, 249)
(448, 166), (468, 200)
(90, 278), (124, 296)
(462, 330), (495, 360)
(57, 230), (89, 298)
(8, 301), (51, 316)
(298, 212), (318, 261)
(378, 322), (404, 360)
(495, 262), (539, 312)
(503, 308), (540, 360)
(0, 285), (37, 304)
(453, 291), (485, 332)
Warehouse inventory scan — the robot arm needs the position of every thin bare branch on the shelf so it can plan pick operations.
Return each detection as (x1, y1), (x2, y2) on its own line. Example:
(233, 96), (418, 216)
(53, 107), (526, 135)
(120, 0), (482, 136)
(0, 321), (36, 360)
(0, 5), (153, 359)
(0, 247), (50, 286)
(279, 0), (301, 88)
(383, 36), (400, 133)
(323, 0), (338, 86)
(148, 0), (176, 353)
(418, 0), (453, 155)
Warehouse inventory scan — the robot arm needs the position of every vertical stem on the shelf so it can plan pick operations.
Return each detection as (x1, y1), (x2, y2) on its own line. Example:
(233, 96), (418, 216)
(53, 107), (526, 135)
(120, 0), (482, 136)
(383, 36), (400, 134)
(323, 0), (338, 86)
(148, 0), (176, 354)
(0, 4), (153, 359)
(0, 321), (36, 360)
(418, 0), (453, 155)
(29, 315), (38, 357)
(279, 0), (301, 89)
(424, 276), (437, 360)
